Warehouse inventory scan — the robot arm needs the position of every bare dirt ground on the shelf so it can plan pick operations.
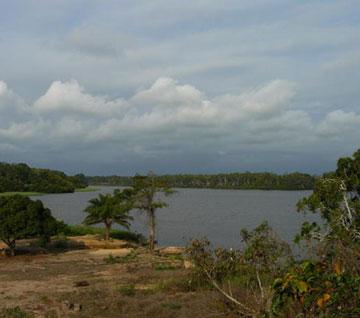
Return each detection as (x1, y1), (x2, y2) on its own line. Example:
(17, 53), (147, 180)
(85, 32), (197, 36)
(0, 237), (232, 318)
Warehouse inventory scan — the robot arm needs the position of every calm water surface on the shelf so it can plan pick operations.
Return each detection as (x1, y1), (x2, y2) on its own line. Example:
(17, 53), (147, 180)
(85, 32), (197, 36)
(32, 187), (314, 248)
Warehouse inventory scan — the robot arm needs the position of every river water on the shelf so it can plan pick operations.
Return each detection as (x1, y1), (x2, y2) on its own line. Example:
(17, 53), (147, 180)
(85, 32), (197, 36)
(31, 187), (316, 249)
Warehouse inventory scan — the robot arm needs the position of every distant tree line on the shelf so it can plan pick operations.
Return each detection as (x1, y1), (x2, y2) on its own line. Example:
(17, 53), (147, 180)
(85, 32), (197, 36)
(87, 172), (316, 190)
(0, 162), (88, 193)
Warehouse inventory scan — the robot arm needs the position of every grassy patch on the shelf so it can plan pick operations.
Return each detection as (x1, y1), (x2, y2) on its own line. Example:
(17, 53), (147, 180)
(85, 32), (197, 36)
(118, 284), (136, 297)
(154, 263), (178, 271)
(104, 251), (138, 264)
(161, 302), (182, 310)
(0, 306), (33, 318)
(165, 254), (183, 261)
(154, 276), (194, 293)
(0, 192), (45, 197)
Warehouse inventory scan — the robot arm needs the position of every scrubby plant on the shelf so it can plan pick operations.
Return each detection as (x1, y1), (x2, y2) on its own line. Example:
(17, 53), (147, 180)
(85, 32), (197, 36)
(271, 260), (360, 317)
(186, 224), (292, 317)
(272, 149), (360, 317)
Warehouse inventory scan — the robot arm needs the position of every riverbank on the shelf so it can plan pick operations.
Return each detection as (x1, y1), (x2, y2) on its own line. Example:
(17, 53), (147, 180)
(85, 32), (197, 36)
(0, 236), (225, 318)
(0, 187), (99, 197)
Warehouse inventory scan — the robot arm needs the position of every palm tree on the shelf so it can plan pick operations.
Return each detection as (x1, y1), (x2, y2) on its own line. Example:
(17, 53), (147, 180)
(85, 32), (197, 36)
(83, 190), (133, 241)
(133, 172), (173, 252)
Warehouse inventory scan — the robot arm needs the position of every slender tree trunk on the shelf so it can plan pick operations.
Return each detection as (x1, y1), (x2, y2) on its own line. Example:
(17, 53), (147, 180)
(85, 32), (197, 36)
(105, 221), (112, 241)
(149, 208), (156, 252)
(7, 240), (16, 256)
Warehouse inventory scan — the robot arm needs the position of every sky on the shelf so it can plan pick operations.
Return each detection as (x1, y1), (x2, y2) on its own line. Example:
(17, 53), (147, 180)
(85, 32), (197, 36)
(0, 0), (359, 175)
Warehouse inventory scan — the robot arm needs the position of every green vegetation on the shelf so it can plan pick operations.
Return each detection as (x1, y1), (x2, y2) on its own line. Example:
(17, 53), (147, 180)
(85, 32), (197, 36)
(0, 195), (59, 255)
(0, 306), (33, 318)
(185, 149), (360, 317)
(0, 186), (97, 197)
(133, 172), (174, 252)
(155, 263), (177, 271)
(104, 251), (138, 264)
(161, 302), (182, 310)
(79, 174), (173, 249)
(59, 224), (144, 243)
(0, 192), (45, 197)
(80, 175), (173, 250)
(87, 171), (315, 190)
(83, 189), (134, 241)
(0, 162), (88, 194)
(118, 284), (136, 297)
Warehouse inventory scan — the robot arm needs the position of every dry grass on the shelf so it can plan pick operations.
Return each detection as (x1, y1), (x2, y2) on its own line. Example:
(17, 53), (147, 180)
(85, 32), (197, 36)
(0, 240), (236, 318)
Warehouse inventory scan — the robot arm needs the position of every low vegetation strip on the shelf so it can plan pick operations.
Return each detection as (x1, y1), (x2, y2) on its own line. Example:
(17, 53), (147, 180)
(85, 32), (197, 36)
(74, 187), (99, 192)
(59, 224), (145, 244)
(0, 187), (98, 197)
(0, 191), (45, 197)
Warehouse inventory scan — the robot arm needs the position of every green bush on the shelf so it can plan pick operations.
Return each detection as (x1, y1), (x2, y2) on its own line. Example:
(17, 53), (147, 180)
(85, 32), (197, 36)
(0, 306), (33, 318)
(119, 284), (136, 297)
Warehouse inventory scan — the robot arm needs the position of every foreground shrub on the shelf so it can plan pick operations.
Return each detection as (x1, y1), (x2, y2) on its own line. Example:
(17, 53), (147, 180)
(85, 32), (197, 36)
(272, 260), (360, 317)
(186, 222), (293, 317)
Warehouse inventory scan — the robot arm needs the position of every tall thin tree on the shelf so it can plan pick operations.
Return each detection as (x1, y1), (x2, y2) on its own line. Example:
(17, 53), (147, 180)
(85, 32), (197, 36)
(133, 172), (173, 252)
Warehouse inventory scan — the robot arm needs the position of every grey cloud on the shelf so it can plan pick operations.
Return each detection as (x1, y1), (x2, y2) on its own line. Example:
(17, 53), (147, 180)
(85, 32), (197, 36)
(0, 1), (359, 173)
(0, 78), (359, 174)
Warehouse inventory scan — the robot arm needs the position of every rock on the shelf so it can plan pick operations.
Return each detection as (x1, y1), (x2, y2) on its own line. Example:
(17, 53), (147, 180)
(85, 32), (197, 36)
(183, 260), (195, 269)
(74, 280), (90, 287)
(62, 301), (82, 312)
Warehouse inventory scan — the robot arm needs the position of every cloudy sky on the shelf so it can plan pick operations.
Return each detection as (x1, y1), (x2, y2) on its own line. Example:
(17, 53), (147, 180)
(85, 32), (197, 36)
(0, 1), (359, 175)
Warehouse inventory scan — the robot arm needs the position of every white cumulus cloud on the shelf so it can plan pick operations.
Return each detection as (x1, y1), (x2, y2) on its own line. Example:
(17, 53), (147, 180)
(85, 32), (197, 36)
(0, 77), (359, 173)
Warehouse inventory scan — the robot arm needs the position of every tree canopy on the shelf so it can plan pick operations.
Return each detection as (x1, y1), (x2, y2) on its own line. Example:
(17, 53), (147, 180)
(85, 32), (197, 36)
(0, 162), (88, 193)
(0, 195), (58, 255)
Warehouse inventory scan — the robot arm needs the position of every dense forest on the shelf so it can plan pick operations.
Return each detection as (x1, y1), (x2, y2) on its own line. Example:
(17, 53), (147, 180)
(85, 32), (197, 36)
(0, 162), (87, 193)
(87, 172), (316, 190)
